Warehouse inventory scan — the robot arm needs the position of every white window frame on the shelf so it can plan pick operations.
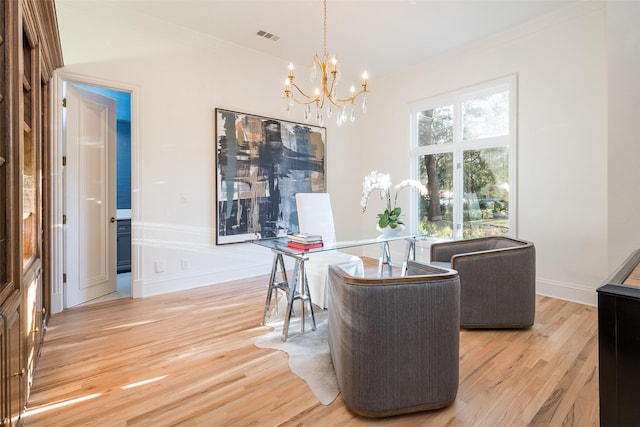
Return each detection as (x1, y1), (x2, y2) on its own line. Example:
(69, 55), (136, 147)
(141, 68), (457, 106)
(409, 75), (518, 240)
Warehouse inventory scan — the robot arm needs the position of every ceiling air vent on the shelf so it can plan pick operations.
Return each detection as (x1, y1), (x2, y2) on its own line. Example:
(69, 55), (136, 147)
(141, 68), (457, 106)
(257, 30), (280, 42)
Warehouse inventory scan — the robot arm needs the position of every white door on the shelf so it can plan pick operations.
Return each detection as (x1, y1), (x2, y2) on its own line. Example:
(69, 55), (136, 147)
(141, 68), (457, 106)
(64, 84), (117, 307)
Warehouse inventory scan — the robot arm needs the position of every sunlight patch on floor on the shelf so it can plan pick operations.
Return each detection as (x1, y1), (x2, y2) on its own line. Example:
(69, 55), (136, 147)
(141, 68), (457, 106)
(121, 375), (167, 390)
(22, 393), (101, 418)
(102, 319), (155, 330)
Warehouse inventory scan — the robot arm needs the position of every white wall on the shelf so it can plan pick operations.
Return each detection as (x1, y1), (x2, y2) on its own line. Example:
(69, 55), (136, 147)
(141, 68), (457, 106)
(607, 1), (640, 273)
(55, 0), (635, 307)
(54, 1), (359, 300)
(355, 2), (608, 305)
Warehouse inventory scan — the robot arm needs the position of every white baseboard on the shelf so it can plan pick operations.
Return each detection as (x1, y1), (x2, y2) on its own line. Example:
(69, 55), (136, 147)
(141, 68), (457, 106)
(136, 263), (272, 298)
(536, 277), (598, 307)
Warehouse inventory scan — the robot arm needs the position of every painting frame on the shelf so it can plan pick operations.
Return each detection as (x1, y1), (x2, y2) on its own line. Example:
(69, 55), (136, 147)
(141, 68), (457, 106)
(215, 108), (327, 245)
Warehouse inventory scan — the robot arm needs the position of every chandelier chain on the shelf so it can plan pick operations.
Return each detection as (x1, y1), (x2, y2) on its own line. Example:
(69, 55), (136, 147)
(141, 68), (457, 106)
(323, 0), (327, 58)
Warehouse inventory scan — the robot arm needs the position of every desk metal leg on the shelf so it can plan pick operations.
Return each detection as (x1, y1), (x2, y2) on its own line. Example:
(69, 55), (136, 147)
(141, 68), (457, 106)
(282, 261), (299, 341)
(299, 260), (306, 334)
(277, 254), (289, 315)
(281, 258), (316, 341)
(377, 238), (416, 278)
(262, 253), (289, 325)
(299, 260), (317, 333)
(304, 270), (317, 332)
(401, 238), (416, 276)
(378, 241), (393, 278)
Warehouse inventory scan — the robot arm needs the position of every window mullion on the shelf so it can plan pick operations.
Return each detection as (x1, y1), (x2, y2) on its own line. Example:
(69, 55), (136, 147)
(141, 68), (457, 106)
(452, 149), (463, 240)
(452, 101), (463, 240)
(451, 101), (460, 145)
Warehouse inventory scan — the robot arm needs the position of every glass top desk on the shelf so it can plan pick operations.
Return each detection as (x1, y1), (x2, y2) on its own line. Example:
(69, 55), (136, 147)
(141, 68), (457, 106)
(251, 231), (419, 341)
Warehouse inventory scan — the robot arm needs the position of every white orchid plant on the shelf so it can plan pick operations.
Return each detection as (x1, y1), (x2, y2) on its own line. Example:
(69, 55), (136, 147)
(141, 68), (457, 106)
(360, 171), (428, 229)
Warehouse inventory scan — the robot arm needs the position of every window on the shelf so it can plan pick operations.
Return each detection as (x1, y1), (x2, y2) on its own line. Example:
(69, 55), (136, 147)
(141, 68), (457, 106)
(410, 77), (516, 240)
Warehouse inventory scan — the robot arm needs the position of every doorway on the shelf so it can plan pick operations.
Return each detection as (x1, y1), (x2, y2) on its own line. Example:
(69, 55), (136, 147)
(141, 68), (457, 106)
(63, 79), (133, 306)
(75, 83), (132, 305)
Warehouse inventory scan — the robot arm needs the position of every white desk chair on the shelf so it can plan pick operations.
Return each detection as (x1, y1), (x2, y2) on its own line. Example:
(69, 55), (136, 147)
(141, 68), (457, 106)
(296, 193), (364, 308)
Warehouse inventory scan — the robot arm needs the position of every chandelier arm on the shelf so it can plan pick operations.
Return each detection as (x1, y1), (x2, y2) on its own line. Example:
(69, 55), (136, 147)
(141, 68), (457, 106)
(326, 73), (337, 98)
(326, 97), (346, 109)
(317, 96), (326, 110)
(333, 89), (368, 105)
(287, 94), (321, 107)
(289, 81), (320, 101)
(291, 98), (321, 106)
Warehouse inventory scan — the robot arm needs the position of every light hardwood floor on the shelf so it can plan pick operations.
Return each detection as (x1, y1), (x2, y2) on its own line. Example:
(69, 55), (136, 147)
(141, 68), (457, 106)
(24, 262), (599, 426)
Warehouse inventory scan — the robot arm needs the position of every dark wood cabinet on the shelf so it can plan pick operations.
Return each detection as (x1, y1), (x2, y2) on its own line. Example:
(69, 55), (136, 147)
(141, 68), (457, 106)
(597, 249), (640, 427)
(0, 0), (63, 425)
(117, 219), (132, 273)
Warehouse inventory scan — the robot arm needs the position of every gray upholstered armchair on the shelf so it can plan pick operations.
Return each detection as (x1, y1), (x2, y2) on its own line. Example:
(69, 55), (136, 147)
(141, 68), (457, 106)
(327, 261), (460, 417)
(430, 236), (535, 329)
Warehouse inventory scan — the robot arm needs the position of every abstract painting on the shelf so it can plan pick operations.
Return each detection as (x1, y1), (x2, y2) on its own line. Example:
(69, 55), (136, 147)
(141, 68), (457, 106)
(215, 109), (326, 244)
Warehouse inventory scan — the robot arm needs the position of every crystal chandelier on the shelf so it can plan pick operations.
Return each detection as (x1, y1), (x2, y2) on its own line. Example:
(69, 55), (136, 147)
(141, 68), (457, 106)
(283, 0), (369, 127)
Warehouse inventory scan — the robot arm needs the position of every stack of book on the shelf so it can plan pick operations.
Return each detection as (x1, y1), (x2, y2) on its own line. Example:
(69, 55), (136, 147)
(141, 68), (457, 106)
(287, 233), (324, 250)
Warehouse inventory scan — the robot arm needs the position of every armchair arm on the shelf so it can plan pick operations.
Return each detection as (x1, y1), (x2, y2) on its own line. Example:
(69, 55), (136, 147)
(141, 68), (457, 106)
(329, 261), (458, 286)
(405, 260), (457, 276)
(430, 238), (494, 262)
(430, 237), (532, 262)
(451, 244), (535, 278)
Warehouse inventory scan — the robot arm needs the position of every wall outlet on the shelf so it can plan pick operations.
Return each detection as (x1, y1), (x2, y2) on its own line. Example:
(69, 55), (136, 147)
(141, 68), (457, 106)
(154, 261), (165, 273)
(181, 259), (189, 270)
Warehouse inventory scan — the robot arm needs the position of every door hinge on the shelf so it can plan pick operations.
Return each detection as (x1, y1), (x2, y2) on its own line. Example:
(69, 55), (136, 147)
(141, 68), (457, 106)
(62, 156), (66, 166)
(63, 273), (67, 283)
(62, 98), (67, 107)
(62, 214), (67, 224)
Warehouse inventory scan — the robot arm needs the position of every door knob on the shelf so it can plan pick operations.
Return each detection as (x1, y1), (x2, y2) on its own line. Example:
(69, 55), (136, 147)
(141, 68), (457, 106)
(110, 217), (116, 223)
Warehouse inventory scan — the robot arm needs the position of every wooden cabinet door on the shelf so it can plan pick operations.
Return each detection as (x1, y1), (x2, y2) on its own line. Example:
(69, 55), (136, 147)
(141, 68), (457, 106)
(1, 292), (23, 427)
(0, 315), (6, 426)
(24, 266), (43, 393)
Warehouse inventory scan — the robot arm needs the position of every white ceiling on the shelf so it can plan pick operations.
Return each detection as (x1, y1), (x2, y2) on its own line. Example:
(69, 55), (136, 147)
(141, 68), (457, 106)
(67, 0), (575, 78)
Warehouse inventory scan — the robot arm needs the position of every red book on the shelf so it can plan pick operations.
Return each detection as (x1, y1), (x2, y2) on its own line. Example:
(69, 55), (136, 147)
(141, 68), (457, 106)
(286, 241), (324, 250)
